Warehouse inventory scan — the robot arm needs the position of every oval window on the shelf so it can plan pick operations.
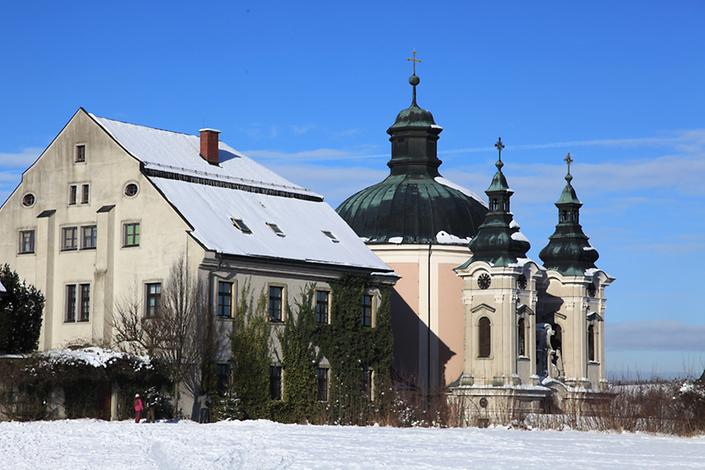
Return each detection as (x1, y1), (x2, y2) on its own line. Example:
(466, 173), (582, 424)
(22, 193), (35, 207)
(124, 183), (139, 197)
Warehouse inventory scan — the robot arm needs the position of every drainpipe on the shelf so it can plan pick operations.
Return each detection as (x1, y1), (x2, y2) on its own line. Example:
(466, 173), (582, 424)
(427, 242), (432, 400)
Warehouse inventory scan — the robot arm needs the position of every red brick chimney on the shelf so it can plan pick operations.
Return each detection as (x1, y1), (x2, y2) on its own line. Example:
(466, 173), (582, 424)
(199, 128), (220, 165)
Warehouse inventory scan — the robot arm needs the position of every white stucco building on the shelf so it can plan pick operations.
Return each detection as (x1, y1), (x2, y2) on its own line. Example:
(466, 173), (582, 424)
(0, 108), (395, 414)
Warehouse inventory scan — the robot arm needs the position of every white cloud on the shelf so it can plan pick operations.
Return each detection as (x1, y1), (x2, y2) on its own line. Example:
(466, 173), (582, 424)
(0, 147), (42, 168)
(244, 147), (386, 162)
(608, 321), (705, 352)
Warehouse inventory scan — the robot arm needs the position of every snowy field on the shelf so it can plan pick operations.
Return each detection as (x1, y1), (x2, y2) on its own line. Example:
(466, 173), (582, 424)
(1, 419), (704, 469)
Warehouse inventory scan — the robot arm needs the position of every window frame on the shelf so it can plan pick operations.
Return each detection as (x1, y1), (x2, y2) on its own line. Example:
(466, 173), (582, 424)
(81, 183), (90, 205)
(80, 225), (97, 250)
(315, 289), (331, 325)
(478, 316), (492, 358)
(61, 226), (79, 251)
(268, 284), (284, 323)
(79, 283), (91, 322)
(269, 365), (283, 401)
(18, 229), (35, 254)
(74, 143), (86, 163)
(316, 367), (329, 402)
(145, 282), (162, 318)
(587, 323), (597, 362)
(216, 280), (234, 319)
(361, 293), (374, 327)
(123, 222), (141, 247)
(65, 284), (77, 322)
(517, 317), (527, 358)
(68, 184), (78, 205)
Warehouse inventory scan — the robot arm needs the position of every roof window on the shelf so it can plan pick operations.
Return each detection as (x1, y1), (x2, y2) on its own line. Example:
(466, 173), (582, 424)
(322, 230), (339, 243)
(231, 218), (252, 234)
(267, 223), (285, 237)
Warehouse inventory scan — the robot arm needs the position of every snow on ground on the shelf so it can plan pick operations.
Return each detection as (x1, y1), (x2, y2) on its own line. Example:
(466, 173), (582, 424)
(1, 420), (704, 470)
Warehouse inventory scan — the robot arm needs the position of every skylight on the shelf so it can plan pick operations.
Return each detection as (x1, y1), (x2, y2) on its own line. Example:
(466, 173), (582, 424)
(322, 230), (340, 243)
(231, 218), (252, 234)
(267, 223), (286, 237)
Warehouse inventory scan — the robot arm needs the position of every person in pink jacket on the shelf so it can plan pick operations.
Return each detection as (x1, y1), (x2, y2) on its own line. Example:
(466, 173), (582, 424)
(134, 393), (144, 423)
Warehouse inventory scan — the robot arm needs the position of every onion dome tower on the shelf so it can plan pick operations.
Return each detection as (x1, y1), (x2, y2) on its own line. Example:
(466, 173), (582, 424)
(539, 154), (599, 275)
(464, 138), (530, 266)
(336, 54), (486, 244)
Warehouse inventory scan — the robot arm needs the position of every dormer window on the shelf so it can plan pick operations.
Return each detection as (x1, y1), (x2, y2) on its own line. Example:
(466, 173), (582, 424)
(231, 218), (252, 234)
(267, 223), (285, 237)
(322, 230), (339, 243)
(75, 144), (86, 163)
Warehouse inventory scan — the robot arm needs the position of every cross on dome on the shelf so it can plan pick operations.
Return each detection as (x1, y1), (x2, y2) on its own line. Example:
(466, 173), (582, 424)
(564, 152), (574, 182)
(495, 137), (505, 171)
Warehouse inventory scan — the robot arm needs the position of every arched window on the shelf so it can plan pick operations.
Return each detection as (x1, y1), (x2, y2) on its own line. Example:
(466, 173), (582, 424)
(587, 324), (596, 361)
(517, 318), (526, 357)
(478, 317), (491, 358)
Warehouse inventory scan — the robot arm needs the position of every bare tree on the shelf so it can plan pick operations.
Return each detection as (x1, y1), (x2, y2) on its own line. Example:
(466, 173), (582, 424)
(112, 255), (223, 417)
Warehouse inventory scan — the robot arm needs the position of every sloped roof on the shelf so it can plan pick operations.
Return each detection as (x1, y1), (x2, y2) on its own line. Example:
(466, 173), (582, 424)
(91, 114), (390, 272)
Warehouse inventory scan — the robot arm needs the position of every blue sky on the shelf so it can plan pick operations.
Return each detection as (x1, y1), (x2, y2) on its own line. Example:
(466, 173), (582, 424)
(1, 1), (704, 378)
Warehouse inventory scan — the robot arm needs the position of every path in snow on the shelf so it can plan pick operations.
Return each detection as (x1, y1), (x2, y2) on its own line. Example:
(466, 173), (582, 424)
(1, 419), (704, 469)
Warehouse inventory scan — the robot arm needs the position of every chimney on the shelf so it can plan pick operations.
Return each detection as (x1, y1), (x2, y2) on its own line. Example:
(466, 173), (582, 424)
(199, 128), (221, 165)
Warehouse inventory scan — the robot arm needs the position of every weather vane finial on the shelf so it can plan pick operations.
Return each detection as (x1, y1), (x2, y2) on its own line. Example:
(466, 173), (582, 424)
(407, 50), (422, 105)
(564, 152), (574, 182)
(494, 137), (505, 171)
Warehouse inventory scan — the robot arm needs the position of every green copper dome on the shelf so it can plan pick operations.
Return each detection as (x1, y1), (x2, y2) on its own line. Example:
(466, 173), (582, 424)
(336, 72), (487, 244)
(462, 140), (531, 267)
(539, 156), (599, 276)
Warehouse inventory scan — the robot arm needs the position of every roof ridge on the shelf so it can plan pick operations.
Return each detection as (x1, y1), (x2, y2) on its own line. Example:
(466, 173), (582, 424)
(90, 113), (196, 137)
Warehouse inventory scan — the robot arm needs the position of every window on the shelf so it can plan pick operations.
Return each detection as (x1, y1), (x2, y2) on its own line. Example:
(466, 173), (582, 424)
(62, 226), (78, 251)
(231, 218), (252, 234)
(478, 317), (491, 358)
(79, 284), (90, 321)
(75, 144), (86, 163)
(269, 366), (282, 400)
(316, 367), (329, 402)
(216, 363), (230, 396)
(69, 185), (77, 205)
(81, 184), (90, 204)
(81, 225), (97, 249)
(321, 230), (339, 243)
(315, 290), (329, 324)
(145, 282), (161, 317)
(22, 193), (35, 207)
(124, 183), (139, 197)
(268, 286), (283, 322)
(517, 317), (526, 357)
(587, 324), (596, 362)
(361, 294), (373, 327)
(123, 222), (140, 247)
(216, 281), (233, 318)
(19, 230), (35, 254)
(266, 223), (285, 237)
(65, 284), (77, 322)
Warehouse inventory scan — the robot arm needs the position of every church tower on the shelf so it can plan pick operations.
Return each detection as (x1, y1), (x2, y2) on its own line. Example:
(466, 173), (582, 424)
(453, 142), (547, 423)
(538, 155), (614, 391)
(337, 53), (487, 392)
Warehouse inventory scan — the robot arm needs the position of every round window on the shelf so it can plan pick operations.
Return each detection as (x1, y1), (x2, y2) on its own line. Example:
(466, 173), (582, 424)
(22, 193), (35, 207)
(124, 183), (139, 197)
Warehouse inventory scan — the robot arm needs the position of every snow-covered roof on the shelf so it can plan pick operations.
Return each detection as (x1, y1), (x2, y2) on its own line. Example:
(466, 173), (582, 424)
(434, 176), (486, 207)
(92, 115), (317, 198)
(92, 114), (390, 272)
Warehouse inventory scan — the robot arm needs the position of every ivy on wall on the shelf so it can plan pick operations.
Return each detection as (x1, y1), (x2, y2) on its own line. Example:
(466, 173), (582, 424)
(227, 275), (393, 425)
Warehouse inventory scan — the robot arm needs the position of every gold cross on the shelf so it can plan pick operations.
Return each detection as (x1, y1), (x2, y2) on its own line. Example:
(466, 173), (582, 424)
(407, 50), (422, 75)
(564, 152), (573, 175)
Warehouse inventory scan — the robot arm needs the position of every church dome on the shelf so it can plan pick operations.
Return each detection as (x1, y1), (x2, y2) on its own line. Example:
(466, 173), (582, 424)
(336, 72), (487, 245)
